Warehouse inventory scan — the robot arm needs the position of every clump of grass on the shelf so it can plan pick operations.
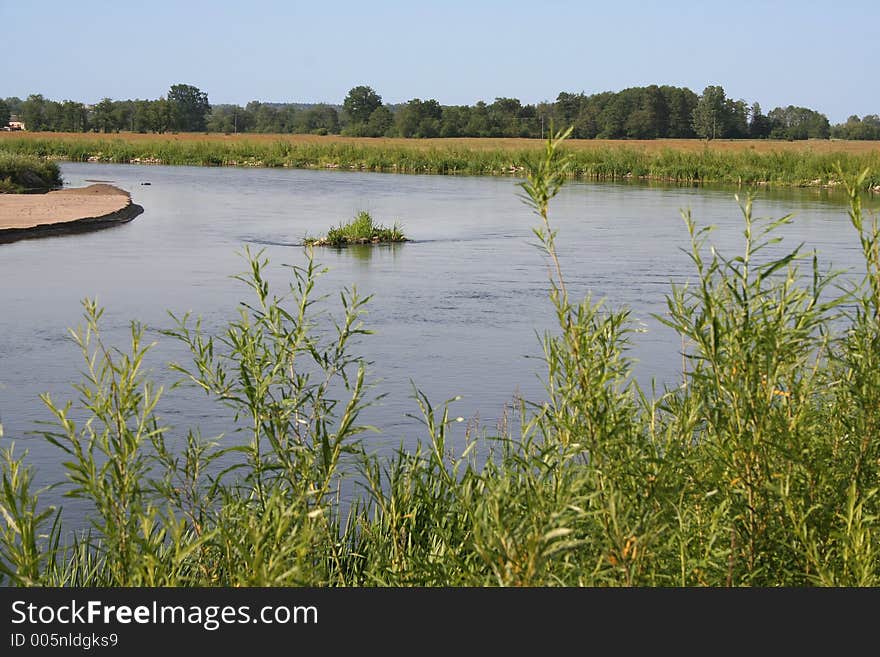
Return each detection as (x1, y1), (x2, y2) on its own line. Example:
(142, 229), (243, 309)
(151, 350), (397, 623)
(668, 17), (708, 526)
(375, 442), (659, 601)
(0, 152), (62, 192)
(304, 210), (408, 246)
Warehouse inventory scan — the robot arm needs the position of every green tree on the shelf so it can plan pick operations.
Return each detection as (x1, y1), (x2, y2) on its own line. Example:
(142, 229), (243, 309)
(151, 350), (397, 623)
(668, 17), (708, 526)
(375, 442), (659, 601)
(725, 98), (750, 138)
(342, 85), (382, 129)
(692, 85), (727, 140)
(464, 101), (490, 136)
(832, 114), (880, 140)
(20, 94), (48, 131)
(294, 104), (340, 135)
(661, 86), (698, 138)
(91, 98), (117, 133)
(0, 99), (9, 127)
(768, 106), (830, 140)
(439, 105), (471, 137)
(749, 102), (771, 138)
(395, 98), (442, 138)
(364, 105), (394, 137)
(43, 100), (63, 131)
(147, 98), (173, 133)
(167, 83), (210, 132)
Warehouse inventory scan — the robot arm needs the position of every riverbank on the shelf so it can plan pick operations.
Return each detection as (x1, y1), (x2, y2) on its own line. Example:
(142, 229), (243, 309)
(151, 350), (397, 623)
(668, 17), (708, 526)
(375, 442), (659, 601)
(2, 132), (879, 191)
(0, 183), (144, 243)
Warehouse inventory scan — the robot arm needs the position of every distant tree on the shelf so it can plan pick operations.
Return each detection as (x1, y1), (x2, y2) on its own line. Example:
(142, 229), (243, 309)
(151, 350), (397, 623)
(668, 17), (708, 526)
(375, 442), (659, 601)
(662, 86), (698, 138)
(167, 83), (210, 131)
(3, 97), (23, 117)
(625, 109), (655, 139)
(464, 101), (490, 137)
(692, 85), (727, 140)
(249, 102), (283, 133)
(832, 114), (880, 140)
(439, 105), (471, 137)
(20, 94), (48, 131)
(597, 96), (628, 138)
(342, 85), (383, 130)
(91, 98), (117, 133)
(147, 98), (173, 133)
(395, 98), (442, 138)
(749, 102), (771, 138)
(206, 104), (249, 133)
(364, 105), (394, 137)
(112, 101), (133, 133)
(0, 99), (9, 127)
(59, 100), (88, 132)
(768, 105), (830, 140)
(725, 98), (750, 138)
(43, 100), (64, 131)
(129, 100), (155, 133)
(554, 92), (586, 132)
(294, 104), (340, 135)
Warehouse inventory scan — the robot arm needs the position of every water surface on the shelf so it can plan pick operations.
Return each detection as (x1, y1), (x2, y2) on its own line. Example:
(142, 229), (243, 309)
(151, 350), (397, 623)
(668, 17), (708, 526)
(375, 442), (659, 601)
(0, 163), (871, 520)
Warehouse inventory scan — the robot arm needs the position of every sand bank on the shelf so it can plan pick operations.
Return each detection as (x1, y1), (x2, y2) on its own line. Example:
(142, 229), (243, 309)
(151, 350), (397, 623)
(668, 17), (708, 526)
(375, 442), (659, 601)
(0, 184), (144, 243)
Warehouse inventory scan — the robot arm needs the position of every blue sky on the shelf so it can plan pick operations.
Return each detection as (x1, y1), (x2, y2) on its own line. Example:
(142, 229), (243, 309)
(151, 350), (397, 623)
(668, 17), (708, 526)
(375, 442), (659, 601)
(2, 0), (877, 123)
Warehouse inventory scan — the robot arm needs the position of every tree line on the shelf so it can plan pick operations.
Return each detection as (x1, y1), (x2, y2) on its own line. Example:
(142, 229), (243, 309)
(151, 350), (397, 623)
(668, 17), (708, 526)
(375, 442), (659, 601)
(3, 83), (877, 140)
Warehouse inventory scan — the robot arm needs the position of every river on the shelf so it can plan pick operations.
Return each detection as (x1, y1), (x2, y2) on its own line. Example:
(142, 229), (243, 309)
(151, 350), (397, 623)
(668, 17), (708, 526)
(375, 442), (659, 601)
(0, 162), (871, 523)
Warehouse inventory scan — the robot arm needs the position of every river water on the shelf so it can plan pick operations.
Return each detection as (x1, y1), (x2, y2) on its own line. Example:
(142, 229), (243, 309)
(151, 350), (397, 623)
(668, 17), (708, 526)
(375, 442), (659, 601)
(0, 162), (871, 522)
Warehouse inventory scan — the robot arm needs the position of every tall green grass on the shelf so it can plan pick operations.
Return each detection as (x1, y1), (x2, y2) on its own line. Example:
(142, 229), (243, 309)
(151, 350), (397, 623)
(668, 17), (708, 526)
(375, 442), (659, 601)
(2, 135), (879, 189)
(304, 211), (407, 247)
(1, 130), (879, 586)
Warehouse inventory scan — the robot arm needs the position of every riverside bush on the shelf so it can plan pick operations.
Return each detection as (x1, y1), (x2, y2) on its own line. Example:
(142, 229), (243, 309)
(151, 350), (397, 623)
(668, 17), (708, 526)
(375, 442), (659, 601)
(0, 153), (62, 192)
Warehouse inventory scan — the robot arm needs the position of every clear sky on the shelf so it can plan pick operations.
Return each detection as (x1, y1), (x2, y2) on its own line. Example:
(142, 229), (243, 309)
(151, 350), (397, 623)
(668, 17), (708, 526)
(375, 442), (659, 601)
(2, 0), (877, 124)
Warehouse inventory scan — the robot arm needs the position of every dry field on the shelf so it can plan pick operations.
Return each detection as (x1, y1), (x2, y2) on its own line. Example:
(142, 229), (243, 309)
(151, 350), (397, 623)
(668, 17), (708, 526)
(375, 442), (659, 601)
(3, 131), (879, 155)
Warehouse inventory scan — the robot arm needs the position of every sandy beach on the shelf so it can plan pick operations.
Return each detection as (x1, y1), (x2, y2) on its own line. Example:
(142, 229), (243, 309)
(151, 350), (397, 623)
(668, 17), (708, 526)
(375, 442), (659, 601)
(0, 184), (143, 242)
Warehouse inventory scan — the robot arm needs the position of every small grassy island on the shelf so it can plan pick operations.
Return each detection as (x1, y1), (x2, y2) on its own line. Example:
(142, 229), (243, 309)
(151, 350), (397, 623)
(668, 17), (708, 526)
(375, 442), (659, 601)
(304, 210), (408, 246)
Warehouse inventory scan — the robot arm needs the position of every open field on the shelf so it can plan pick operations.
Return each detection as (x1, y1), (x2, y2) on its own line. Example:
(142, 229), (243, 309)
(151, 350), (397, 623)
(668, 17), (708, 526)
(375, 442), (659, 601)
(4, 131), (880, 154)
(2, 131), (879, 189)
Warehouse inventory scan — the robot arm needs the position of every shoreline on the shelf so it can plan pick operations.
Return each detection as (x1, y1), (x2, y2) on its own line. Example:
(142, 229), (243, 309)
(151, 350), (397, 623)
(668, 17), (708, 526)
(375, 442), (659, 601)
(39, 155), (880, 193)
(2, 133), (878, 192)
(0, 183), (144, 244)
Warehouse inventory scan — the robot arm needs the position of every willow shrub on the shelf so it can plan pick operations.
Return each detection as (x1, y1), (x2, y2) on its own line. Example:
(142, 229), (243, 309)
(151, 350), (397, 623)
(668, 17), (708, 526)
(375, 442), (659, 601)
(1, 130), (878, 586)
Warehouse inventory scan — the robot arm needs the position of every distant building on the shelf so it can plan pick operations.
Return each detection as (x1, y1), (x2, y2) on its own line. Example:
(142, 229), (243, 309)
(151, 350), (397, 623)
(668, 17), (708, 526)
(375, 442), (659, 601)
(4, 115), (25, 131)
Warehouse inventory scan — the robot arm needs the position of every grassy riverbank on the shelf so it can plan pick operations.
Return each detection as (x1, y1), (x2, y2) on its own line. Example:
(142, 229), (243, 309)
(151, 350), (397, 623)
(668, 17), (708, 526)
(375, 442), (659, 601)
(0, 152), (63, 193)
(1, 131), (879, 587)
(2, 131), (879, 190)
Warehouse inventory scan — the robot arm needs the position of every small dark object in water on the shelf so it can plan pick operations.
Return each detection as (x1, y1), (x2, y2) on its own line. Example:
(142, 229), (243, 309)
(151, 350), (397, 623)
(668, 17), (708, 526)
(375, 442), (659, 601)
(141, 182), (151, 186)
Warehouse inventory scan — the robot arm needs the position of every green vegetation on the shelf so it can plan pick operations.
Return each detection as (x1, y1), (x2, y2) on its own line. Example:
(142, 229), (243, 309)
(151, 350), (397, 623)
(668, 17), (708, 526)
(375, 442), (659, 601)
(3, 133), (880, 190)
(2, 130), (880, 586)
(0, 153), (62, 193)
(832, 114), (880, 140)
(4, 82), (872, 139)
(303, 211), (407, 246)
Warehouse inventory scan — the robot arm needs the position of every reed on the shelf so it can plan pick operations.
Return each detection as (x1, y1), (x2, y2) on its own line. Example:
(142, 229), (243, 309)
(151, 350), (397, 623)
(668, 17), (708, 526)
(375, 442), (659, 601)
(2, 133), (879, 190)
